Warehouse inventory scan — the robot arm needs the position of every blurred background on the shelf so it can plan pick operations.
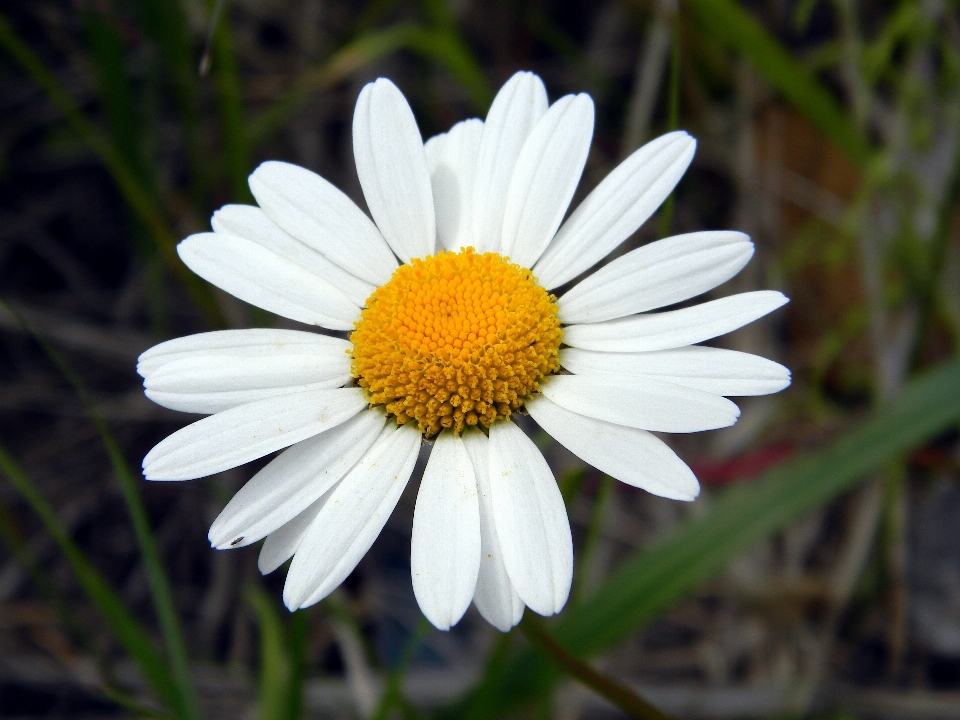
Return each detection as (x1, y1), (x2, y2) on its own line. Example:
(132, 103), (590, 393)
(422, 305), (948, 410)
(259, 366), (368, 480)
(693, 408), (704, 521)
(1, 0), (959, 718)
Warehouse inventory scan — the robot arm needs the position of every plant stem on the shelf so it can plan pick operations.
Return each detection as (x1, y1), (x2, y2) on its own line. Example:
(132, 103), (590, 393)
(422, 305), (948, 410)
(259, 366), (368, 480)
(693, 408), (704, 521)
(518, 615), (674, 720)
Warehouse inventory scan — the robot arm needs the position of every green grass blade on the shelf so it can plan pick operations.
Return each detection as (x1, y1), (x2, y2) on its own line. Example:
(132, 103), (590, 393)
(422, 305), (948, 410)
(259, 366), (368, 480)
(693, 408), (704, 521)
(5, 304), (201, 720)
(449, 358), (960, 717)
(372, 618), (431, 720)
(558, 358), (960, 652)
(211, 11), (253, 201)
(0, 444), (182, 714)
(81, 7), (148, 186)
(248, 586), (295, 720)
(248, 23), (423, 145)
(136, 0), (207, 200)
(0, 12), (222, 326)
(407, 26), (493, 112)
(683, 0), (873, 167)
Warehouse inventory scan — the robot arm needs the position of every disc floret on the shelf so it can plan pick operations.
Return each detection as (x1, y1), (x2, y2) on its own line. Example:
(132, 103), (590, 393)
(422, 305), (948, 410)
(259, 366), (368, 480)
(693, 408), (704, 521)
(351, 248), (562, 436)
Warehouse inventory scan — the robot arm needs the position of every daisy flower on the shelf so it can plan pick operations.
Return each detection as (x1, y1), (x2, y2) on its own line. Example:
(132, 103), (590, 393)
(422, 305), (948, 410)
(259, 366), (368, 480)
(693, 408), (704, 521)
(139, 71), (789, 632)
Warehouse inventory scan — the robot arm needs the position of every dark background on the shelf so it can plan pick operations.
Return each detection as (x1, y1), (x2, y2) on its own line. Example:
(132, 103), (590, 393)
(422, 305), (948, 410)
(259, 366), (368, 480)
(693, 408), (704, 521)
(1, 0), (959, 718)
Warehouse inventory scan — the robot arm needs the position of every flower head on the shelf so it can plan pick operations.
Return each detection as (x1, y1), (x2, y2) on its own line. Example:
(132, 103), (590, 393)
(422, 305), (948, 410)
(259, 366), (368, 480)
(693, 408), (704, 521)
(139, 72), (789, 631)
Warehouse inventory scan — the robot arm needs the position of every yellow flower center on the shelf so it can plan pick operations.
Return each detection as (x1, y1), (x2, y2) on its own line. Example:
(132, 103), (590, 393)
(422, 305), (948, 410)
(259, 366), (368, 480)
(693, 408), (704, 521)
(350, 248), (562, 437)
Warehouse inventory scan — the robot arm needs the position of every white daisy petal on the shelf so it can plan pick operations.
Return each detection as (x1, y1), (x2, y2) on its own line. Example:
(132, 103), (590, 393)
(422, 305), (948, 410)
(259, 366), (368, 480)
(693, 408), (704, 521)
(283, 423), (421, 609)
(563, 290), (789, 352)
(533, 131), (696, 289)
(560, 346), (792, 396)
(411, 431), (481, 631)
(211, 204), (375, 307)
(143, 343), (352, 414)
(463, 429), (524, 632)
(248, 161), (398, 286)
(257, 489), (333, 574)
(177, 232), (359, 330)
(142, 387), (367, 481)
(488, 421), (572, 616)
(539, 374), (740, 433)
(208, 410), (387, 549)
(558, 231), (754, 324)
(145, 382), (348, 415)
(526, 395), (699, 501)
(500, 94), (594, 268)
(137, 329), (351, 378)
(353, 78), (436, 261)
(426, 119), (483, 251)
(472, 72), (548, 253)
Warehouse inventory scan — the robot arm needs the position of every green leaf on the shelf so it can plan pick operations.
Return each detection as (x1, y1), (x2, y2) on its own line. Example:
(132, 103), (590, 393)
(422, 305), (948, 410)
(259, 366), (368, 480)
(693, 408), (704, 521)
(451, 359), (960, 717)
(0, 444), (182, 715)
(683, 0), (873, 167)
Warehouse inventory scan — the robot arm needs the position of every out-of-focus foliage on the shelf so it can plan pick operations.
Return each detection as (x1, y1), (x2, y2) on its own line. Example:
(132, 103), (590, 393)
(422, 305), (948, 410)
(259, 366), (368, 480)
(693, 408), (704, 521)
(0, 1), (958, 718)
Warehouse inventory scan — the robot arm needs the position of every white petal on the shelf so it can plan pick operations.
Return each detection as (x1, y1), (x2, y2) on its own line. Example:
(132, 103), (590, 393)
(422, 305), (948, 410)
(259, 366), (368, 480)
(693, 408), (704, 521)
(563, 291), (790, 352)
(145, 382), (348, 415)
(533, 131), (696, 289)
(143, 343), (352, 414)
(138, 329), (350, 378)
(560, 347), (791, 396)
(248, 161), (398, 286)
(411, 431), (480, 631)
(142, 387), (367, 481)
(500, 94), (594, 268)
(463, 429), (523, 632)
(488, 421), (572, 616)
(353, 79), (435, 261)
(258, 489), (333, 574)
(283, 423), (421, 609)
(426, 119), (483, 251)
(526, 395), (699, 501)
(177, 232), (359, 330)
(208, 409), (386, 549)
(539, 374), (740, 433)
(472, 72), (548, 253)
(212, 204), (374, 307)
(558, 231), (754, 324)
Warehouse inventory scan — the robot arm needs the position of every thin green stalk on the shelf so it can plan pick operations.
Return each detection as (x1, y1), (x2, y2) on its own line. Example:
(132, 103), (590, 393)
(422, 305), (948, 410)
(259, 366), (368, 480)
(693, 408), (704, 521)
(136, 0), (209, 203)
(0, 444), (181, 714)
(559, 467), (588, 510)
(4, 302), (200, 720)
(0, 496), (176, 718)
(248, 585), (294, 720)
(0, 11), (221, 326)
(248, 23), (423, 145)
(909, 136), (960, 366)
(658, 13), (682, 239)
(248, 21), (492, 147)
(285, 609), (308, 720)
(519, 615), (674, 720)
(573, 475), (614, 602)
(683, 0), (873, 167)
(406, 26), (492, 111)
(210, 4), (253, 201)
(372, 618), (432, 720)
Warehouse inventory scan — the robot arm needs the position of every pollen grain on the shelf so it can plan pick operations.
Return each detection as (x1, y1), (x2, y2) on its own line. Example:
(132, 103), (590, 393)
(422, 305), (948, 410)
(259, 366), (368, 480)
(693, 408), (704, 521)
(350, 248), (562, 436)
